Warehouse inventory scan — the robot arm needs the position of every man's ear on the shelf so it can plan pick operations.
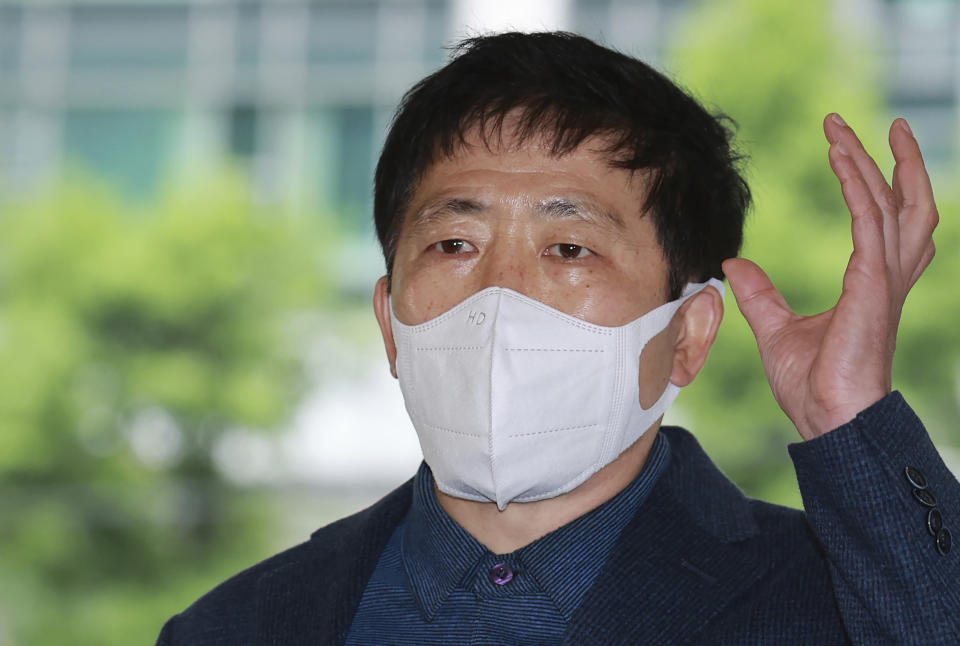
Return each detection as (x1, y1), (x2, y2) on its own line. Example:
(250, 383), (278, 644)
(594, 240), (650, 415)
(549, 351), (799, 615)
(670, 285), (724, 387)
(373, 275), (398, 378)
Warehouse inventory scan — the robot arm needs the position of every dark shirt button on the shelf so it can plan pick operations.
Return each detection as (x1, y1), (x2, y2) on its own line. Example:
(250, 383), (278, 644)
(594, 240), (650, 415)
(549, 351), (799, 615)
(912, 488), (937, 507)
(927, 509), (943, 537)
(490, 563), (514, 585)
(936, 527), (952, 556)
(905, 466), (927, 489)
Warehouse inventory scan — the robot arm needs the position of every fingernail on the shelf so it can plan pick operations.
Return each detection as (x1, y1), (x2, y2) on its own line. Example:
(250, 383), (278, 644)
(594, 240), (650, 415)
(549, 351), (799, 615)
(831, 113), (847, 127)
(899, 118), (913, 135)
(835, 141), (849, 156)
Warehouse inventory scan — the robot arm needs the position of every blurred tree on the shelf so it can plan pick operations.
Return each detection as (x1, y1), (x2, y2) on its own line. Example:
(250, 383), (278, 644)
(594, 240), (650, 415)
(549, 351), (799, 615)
(4, 2), (960, 644)
(668, 0), (960, 506)
(0, 170), (335, 645)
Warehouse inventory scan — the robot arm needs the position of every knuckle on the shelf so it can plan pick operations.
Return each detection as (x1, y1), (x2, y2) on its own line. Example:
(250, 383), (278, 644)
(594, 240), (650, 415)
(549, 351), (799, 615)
(880, 193), (898, 214)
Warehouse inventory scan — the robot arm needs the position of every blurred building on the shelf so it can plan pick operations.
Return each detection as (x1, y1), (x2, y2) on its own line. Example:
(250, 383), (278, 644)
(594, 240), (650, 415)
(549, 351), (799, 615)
(1, 0), (958, 520)
(3, 0), (954, 225)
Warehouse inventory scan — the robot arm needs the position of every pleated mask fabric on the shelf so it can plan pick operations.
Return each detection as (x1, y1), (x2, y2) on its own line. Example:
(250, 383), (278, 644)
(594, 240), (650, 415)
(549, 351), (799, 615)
(391, 278), (723, 509)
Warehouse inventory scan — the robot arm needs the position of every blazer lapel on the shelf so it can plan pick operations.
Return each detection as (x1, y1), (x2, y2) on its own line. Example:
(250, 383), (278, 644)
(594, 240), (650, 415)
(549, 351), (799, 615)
(255, 481), (414, 646)
(251, 430), (769, 645)
(564, 427), (773, 646)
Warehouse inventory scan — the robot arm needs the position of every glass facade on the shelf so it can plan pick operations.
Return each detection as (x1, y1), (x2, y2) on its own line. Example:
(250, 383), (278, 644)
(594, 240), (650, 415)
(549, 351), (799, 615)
(884, 0), (958, 162)
(0, 4), (22, 86)
(63, 108), (178, 197)
(0, 0), (452, 220)
(68, 4), (190, 73)
(0, 0), (957, 215)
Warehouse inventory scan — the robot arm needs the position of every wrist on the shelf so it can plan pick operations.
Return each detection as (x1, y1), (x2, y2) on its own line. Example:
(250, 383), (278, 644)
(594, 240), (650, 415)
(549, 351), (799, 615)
(797, 389), (890, 440)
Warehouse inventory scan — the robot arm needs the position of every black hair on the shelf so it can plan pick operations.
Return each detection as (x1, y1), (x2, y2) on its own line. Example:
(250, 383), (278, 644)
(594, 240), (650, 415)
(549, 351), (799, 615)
(373, 31), (751, 298)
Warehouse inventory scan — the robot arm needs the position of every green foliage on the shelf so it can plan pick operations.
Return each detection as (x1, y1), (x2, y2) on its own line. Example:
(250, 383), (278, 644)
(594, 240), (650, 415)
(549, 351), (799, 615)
(668, 0), (960, 507)
(4, 3), (960, 644)
(0, 170), (335, 644)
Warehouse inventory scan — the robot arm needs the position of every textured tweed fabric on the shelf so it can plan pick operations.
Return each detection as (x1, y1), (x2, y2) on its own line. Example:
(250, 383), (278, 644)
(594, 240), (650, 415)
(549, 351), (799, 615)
(156, 393), (960, 645)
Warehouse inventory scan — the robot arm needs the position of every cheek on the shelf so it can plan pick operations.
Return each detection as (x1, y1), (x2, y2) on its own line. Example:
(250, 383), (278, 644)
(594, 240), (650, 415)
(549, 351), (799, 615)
(564, 280), (656, 327)
(391, 272), (478, 325)
(391, 237), (489, 324)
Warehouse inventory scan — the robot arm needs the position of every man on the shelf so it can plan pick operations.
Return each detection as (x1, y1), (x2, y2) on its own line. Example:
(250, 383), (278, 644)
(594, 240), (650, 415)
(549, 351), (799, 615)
(157, 32), (958, 644)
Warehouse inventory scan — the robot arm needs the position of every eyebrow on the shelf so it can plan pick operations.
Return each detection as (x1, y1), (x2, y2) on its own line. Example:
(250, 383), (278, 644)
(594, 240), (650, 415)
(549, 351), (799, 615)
(408, 198), (486, 233)
(407, 195), (627, 233)
(536, 197), (625, 230)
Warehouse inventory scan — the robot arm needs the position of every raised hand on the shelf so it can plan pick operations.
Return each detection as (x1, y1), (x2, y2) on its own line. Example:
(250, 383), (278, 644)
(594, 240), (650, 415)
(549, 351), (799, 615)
(722, 115), (939, 441)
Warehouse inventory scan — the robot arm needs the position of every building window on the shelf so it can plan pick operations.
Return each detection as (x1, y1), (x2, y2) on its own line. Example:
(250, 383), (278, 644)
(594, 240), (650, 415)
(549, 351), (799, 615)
(68, 3), (189, 73)
(229, 105), (258, 159)
(308, 1), (378, 64)
(64, 109), (177, 199)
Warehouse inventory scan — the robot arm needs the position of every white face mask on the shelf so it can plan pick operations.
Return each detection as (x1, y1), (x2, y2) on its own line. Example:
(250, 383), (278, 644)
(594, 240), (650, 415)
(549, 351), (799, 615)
(390, 279), (723, 509)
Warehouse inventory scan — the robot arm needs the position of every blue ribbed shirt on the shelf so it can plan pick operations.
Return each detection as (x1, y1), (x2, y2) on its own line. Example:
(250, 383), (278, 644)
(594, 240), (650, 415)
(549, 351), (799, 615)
(345, 432), (671, 645)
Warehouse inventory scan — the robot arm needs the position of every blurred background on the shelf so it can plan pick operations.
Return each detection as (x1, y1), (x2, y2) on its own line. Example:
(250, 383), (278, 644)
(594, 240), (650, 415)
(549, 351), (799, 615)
(1, 0), (959, 643)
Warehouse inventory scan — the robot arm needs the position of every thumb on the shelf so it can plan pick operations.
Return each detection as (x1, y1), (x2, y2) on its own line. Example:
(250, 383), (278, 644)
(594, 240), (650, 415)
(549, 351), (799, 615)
(722, 258), (795, 344)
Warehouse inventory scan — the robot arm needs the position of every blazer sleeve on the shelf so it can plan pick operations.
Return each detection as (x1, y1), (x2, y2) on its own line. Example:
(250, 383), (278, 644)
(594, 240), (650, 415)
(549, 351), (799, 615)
(789, 391), (960, 645)
(155, 616), (176, 646)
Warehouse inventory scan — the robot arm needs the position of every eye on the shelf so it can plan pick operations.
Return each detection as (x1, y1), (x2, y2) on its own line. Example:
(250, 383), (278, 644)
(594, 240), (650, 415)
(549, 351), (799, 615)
(433, 239), (476, 254)
(545, 243), (594, 259)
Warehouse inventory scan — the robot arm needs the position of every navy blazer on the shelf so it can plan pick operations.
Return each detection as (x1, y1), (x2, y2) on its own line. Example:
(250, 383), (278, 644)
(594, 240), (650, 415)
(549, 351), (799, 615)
(157, 393), (960, 644)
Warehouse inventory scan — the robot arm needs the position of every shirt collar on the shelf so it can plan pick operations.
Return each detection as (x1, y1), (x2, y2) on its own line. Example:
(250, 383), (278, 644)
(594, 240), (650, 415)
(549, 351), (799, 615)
(400, 462), (487, 620)
(401, 431), (671, 621)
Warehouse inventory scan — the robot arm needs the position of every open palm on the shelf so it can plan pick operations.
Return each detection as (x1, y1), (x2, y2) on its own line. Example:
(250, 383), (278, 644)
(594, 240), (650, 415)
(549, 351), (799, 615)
(723, 115), (938, 440)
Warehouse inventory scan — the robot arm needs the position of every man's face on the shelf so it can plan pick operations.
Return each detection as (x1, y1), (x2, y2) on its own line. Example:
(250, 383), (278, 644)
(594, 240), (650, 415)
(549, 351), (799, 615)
(374, 127), (700, 407)
(388, 130), (671, 328)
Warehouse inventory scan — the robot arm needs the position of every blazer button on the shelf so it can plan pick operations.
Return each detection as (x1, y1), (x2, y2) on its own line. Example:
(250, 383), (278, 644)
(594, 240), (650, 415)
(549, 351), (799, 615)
(927, 509), (943, 537)
(935, 527), (952, 556)
(912, 488), (937, 507)
(905, 466), (928, 489)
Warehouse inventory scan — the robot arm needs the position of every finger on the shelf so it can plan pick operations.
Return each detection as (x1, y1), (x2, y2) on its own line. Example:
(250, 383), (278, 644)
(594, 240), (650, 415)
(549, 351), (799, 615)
(907, 239), (935, 290)
(890, 118), (935, 208)
(722, 257), (795, 344)
(890, 118), (939, 273)
(828, 142), (888, 281)
(826, 115), (899, 273)
(824, 114), (898, 222)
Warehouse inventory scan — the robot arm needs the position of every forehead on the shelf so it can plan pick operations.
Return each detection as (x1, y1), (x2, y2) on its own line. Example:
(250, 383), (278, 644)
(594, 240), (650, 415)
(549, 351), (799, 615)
(403, 128), (650, 226)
